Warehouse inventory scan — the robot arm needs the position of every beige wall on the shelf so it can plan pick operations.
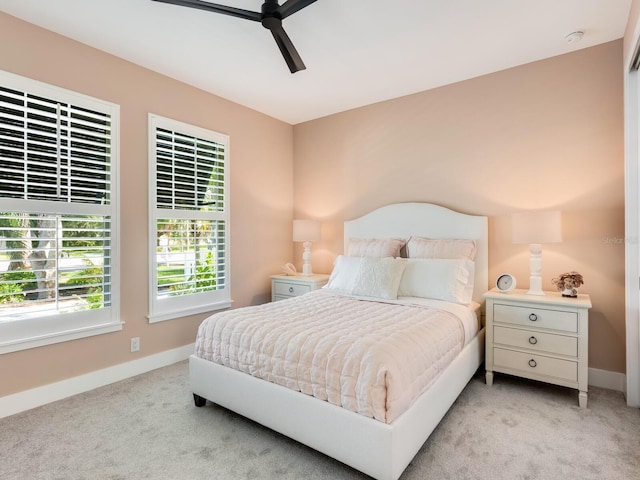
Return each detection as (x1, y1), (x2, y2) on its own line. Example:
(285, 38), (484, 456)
(0, 13), (294, 396)
(294, 41), (626, 373)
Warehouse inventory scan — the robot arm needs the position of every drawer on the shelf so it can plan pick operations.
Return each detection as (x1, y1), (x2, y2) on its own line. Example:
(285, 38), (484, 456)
(494, 326), (577, 356)
(494, 348), (577, 382)
(273, 281), (311, 297)
(494, 304), (577, 332)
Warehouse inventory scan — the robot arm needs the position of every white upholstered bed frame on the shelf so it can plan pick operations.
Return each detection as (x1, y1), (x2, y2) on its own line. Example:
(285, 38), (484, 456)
(189, 202), (488, 480)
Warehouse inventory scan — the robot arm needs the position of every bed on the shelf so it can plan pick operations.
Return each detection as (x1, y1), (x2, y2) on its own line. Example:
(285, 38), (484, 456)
(189, 202), (488, 480)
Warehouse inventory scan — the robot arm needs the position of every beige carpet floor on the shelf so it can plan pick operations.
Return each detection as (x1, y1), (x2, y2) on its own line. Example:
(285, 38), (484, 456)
(1, 360), (639, 479)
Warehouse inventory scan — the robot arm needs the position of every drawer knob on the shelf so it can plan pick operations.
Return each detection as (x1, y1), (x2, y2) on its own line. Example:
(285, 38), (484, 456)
(528, 336), (538, 345)
(289, 286), (294, 293)
(528, 359), (537, 368)
(528, 313), (538, 322)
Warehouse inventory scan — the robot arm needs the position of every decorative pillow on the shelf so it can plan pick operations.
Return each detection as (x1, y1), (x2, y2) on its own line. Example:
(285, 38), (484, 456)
(406, 237), (477, 261)
(347, 237), (405, 258)
(326, 256), (407, 300)
(397, 258), (475, 305)
(325, 255), (361, 293)
(351, 257), (407, 300)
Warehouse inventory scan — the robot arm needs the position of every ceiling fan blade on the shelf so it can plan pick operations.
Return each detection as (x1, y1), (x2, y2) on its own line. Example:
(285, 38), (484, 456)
(269, 24), (306, 73)
(151, 0), (261, 22)
(277, 0), (318, 19)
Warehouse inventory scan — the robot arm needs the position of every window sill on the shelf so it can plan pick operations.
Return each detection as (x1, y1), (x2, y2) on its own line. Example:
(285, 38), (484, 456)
(147, 300), (232, 324)
(0, 320), (124, 355)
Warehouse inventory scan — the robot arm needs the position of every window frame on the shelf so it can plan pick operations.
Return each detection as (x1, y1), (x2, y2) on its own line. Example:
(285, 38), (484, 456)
(0, 70), (121, 354)
(148, 114), (231, 323)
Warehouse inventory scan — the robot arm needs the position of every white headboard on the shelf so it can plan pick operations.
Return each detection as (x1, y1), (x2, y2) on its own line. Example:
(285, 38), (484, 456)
(344, 203), (488, 304)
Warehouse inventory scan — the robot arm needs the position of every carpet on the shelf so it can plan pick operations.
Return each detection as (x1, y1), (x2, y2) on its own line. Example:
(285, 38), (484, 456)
(1, 361), (638, 479)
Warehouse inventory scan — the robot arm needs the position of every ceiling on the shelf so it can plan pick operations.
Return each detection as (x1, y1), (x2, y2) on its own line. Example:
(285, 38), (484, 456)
(0, 0), (632, 124)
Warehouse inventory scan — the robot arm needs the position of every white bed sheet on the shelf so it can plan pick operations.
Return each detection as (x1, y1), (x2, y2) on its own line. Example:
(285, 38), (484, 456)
(394, 296), (480, 346)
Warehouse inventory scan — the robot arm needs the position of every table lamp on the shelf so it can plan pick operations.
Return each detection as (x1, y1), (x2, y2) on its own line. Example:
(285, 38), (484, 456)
(512, 210), (562, 295)
(293, 219), (321, 276)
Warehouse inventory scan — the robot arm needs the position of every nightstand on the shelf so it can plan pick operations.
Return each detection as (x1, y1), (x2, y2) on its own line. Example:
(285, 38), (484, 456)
(270, 274), (329, 302)
(484, 288), (592, 408)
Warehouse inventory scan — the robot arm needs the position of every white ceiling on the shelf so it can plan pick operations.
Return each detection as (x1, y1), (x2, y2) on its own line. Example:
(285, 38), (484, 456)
(0, 0), (632, 124)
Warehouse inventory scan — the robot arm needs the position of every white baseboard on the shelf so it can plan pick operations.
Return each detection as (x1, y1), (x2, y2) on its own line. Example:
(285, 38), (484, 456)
(589, 367), (625, 392)
(0, 343), (194, 420)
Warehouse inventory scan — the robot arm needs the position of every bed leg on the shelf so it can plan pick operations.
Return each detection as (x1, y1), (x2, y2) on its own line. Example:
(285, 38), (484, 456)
(193, 393), (207, 407)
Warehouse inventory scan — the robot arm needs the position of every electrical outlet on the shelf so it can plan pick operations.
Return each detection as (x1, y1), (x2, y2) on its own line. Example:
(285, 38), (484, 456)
(130, 337), (140, 353)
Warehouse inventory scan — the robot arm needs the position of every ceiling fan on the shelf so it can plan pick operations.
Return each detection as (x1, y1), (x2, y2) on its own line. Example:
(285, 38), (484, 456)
(151, 0), (318, 73)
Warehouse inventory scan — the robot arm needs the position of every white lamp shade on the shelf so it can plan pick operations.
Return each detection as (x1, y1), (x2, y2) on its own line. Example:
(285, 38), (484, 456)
(512, 210), (562, 244)
(293, 219), (321, 242)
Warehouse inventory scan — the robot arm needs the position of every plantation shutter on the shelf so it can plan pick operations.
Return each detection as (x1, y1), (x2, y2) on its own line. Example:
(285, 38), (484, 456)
(0, 85), (111, 204)
(149, 115), (230, 322)
(0, 70), (120, 354)
(155, 127), (224, 212)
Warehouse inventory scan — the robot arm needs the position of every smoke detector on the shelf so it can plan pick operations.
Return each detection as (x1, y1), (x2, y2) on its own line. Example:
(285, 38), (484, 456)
(565, 31), (584, 44)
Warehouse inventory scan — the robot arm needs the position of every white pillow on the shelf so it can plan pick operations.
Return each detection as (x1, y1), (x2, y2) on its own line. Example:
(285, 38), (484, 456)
(326, 255), (361, 293)
(406, 237), (477, 260)
(398, 258), (475, 304)
(347, 237), (405, 258)
(326, 256), (407, 300)
(351, 257), (407, 300)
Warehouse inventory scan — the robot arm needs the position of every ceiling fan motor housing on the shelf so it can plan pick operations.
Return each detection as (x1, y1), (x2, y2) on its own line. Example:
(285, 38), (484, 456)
(262, 1), (282, 30)
(262, 0), (280, 15)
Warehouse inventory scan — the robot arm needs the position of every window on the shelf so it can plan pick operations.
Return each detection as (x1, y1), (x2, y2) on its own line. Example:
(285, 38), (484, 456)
(0, 71), (120, 354)
(148, 114), (230, 322)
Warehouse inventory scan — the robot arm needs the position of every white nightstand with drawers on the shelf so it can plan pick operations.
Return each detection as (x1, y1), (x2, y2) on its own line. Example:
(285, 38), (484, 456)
(484, 288), (592, 408)
(270, 274), (329, 302)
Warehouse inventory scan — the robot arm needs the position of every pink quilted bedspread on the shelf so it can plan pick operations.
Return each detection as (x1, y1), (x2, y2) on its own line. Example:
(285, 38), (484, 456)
(194, 289), (469, 423)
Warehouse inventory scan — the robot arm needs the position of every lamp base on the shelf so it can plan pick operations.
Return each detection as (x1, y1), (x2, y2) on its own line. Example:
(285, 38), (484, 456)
(526, 244), (546, 295)
(301, 241), (313, 276)
(527, 288), (546, 296)
(526, 289), (546, 296)
(526, 274), (546, 296)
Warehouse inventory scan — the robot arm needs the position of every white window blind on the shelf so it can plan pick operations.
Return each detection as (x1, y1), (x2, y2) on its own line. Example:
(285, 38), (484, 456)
(156, 128), (224, 212)
(149, 115), (230, 322)
(0, 213), (112, 314)
(0, 70), (120, 354)
(0, 88), (111, 203)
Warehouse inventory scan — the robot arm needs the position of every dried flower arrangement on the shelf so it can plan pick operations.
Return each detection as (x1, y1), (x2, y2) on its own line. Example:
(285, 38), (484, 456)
(552, 271), (584, 298)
